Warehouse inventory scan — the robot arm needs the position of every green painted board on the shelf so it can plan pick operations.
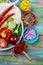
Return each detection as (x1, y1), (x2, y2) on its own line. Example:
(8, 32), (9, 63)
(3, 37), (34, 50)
(0, 0), (43, 65)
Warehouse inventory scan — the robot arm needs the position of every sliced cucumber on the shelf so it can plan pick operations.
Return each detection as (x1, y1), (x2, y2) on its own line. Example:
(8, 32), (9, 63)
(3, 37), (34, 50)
(8, 21), (16, 30)
(7, 17), (14, 23)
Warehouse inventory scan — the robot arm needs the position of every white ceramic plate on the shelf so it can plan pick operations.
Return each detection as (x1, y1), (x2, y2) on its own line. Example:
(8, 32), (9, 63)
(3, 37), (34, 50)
(0, 3), (21, 23)
(0, 3), (23, 51)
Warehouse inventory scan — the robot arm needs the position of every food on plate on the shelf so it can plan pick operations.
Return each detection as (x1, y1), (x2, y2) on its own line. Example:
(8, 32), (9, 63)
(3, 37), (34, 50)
(0, 38), (7, 48)
(0, 0), (7, 3)
(23, 28), (39, 44)
(0, 5), (22, 48)
(0, 19), (22, 47)
(22, 12), (36, 26)
(0, 13), (15, 27)
(0, 27), (11, 41)
(0, 5), (14, 21)
(14, 41), (32, 61)
(9, 35), (18, 45)
(0, 5), (14, 27)
(0, 5), (15, 27)
(12, 23), (22, 37)
(0, 22), (22, 47)
(1, 17), (15, 29)
(1, 21), (8, 28)
(20, 0), (31, 11)
(7, 17), (14, 23)
(7, 17), (16, 30)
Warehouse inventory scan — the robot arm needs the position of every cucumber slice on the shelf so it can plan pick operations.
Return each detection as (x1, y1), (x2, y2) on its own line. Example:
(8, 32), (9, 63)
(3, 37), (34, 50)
(8, 21), (16, 30)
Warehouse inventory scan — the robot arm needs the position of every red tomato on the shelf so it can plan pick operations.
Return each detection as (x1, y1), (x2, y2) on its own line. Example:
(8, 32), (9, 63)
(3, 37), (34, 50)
(0, 27), (11, 41)
(0, 38), (7, 48)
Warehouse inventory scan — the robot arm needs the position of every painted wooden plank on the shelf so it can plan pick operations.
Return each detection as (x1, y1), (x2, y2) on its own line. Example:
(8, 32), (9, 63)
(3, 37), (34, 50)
(0, 0), (43, 64)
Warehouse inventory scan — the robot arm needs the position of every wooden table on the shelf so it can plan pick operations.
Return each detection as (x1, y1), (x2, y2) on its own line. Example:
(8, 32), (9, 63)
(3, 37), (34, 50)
(0, 0), (43, 65)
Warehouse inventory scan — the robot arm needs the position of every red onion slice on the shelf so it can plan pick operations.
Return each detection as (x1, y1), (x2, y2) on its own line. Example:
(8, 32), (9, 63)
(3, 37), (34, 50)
(24, 29), (36, 40)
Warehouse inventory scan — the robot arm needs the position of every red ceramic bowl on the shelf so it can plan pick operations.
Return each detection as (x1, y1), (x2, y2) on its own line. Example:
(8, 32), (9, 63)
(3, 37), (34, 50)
(22, 12), (36, 26)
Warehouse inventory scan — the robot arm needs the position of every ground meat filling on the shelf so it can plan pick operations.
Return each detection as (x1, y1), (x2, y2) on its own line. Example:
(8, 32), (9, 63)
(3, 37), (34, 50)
(24, 14), (35, 26)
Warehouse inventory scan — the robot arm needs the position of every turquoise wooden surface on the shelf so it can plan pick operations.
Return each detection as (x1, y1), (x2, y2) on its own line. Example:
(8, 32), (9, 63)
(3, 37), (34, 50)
(0, 0), (43, 65)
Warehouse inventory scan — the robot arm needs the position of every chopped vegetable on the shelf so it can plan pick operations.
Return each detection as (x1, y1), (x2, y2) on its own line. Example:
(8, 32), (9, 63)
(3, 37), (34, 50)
(0, 27), (11, 41)
(12, 23), (22, 37)
(1, 17), (15, 29)
(0, 38), (7, 48)
(23, 28), (39, 44)
(18, 23), (22, 36)
(8, 21), (16, 30)
(7, 17), (14, 23)
(0, 5), (14, 21)
(20, 0), (31, 11)
(24, 28), (36, 40)
(1, 21), (7, 28)
(0, 13), (15, 27)
(0, 5), (22, 49)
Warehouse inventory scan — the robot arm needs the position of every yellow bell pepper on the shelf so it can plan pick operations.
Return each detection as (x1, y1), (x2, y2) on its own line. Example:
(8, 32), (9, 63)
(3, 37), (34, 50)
(20, 0), (31, 11)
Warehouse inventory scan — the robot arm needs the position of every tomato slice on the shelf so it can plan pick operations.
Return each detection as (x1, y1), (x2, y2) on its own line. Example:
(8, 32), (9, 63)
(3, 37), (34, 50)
(22, 12), (36, 26)
(0, 27), (11, 41)
(0, 38), (7, 48)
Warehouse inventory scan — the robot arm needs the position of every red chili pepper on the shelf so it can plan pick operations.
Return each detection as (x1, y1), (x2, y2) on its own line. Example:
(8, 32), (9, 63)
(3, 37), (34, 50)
(0, 5), (14, 21)
(0, 27), (11, 41)
(0, 13), (15, 27)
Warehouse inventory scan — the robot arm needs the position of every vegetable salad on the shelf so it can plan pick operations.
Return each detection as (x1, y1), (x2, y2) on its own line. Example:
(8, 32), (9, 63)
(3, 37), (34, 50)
(0, 5), (22, 48)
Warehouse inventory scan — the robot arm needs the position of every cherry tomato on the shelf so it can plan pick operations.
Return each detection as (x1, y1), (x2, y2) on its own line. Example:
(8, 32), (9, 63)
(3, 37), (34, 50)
(0, 38), (7, 48)
(0, 27), (11, 41)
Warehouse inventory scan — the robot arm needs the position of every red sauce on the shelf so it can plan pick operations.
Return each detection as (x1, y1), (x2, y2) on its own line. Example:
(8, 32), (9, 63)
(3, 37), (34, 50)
(14, 42), (26, 54)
